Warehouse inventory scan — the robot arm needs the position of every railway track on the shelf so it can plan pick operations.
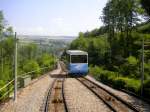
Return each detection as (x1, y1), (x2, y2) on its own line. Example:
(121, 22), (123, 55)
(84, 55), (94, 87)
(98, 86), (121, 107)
(77, 77), (141, 112)
(44, 78), (68, 112)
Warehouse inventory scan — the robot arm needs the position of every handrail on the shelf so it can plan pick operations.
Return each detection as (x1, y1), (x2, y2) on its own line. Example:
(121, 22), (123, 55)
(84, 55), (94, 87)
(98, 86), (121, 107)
(18, 66), (50, 77)
(0, 66), (51, 93)
(0, 79), (14, 92)
(0, 86), (14, 99)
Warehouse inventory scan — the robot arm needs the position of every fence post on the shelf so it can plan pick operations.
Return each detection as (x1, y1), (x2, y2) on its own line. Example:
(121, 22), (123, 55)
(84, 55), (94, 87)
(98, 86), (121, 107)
(141, 37), (144, 97)
(14, 32), (17, 102)
(1, 34), (4, 76)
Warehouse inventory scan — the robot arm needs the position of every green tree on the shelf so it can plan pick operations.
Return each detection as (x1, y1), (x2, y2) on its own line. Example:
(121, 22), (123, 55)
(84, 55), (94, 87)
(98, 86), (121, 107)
(101, 0), (142, 57)
(141, 0), (150, 17)
(0, 11), (4, 34)
(38, 53), (54, 67)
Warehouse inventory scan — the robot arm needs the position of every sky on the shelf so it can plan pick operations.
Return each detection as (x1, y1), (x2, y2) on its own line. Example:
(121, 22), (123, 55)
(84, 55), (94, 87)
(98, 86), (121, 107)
(0, 0), (107, 36)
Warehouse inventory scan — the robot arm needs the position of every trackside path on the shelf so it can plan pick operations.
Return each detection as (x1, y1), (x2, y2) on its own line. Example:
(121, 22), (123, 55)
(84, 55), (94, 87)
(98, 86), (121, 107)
(0, 65), (61, 112)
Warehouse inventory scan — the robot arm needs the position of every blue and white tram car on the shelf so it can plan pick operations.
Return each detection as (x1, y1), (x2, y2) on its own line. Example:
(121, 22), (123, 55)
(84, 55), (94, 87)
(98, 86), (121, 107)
(66, 50), (88, 75)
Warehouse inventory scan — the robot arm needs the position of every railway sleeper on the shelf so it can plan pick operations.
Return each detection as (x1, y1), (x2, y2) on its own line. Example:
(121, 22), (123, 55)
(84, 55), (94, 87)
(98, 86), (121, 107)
(90, 85), (96, 89)
(57, 80), (63, 82)
(54, 87), (62, 89)
(105, 96), (112, 101)
(52, 98), (63, 103)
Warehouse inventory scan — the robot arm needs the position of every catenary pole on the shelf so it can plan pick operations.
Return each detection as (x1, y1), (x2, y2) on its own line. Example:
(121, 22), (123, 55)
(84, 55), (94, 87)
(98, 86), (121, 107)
(14, 32), (17, 102)
(141, 37), (144, 96)
(1, 34), (4, 75)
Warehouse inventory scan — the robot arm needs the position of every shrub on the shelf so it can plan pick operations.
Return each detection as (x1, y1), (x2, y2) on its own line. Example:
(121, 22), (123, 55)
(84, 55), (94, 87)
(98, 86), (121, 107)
(124, 78), (141, 93)
(145, 62), (150, 77)
(0, 80), (6, 100)
(23, 60), (41, 78)
(120, 56), (140, 78)
(101, 70), (116, 84)
(37, 53), (56, 73)
(143, 79), (150, 98)
(89, 66), (104, 80)
(0, 80), (5, 87)
(89, 66), (119, 84)
(113, 77), (141, 93)
(89, 66), (141, 95)
(127, 56), (138, 65)
(113, 77), (126, 89)
(38, 53), (55, 67)
(99, 71), (118, 84)
(98, 70), (108, 82)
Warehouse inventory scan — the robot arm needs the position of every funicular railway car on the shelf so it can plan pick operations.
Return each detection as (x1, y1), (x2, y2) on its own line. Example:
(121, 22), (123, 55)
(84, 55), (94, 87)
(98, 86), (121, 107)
(65, 50), (88, 76)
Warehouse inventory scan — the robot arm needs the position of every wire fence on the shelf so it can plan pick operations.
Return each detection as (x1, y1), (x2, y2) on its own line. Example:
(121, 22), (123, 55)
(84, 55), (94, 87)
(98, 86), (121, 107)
(0, 65), (55, 101)
(0, 33), (58, 101)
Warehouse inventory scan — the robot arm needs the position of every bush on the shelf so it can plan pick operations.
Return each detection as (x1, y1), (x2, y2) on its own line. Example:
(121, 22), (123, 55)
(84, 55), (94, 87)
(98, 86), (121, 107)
(38, 53), (55, 67)
(89, 66), (104, 80)
(99, 71), (111, 83)
(37, 53), (56, 73)
(145, 62), (150, 76)
(0, 65), (12, 82)
(143, 79), (150, 98)
(113, 77), (126, 89)
(98, 70), (108, 82)
(0, 80), (5, 87)
(113, 77), (140, 93)
(99, 70), (119, 85)
(89, 66), (141, 95)
(127, 56), (139, 65)
(0, 80), (6, 100)
(23, 60), (41, 78)
(89, 66), (119, 85)
(124, 78), (141, 93)
(120, 56), (140, 78)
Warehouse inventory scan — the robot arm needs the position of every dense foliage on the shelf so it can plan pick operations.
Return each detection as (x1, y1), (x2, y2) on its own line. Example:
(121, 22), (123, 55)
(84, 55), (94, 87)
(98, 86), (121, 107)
(68, 0), (150, 99)
(141, 0), (150, 18)
(0, 11), (56, 100)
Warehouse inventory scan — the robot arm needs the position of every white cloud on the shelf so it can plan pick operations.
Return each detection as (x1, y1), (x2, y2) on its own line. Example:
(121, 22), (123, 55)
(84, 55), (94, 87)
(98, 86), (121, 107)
(52, 17), (64, 27)
(36, 26), (44, 32)
(49, 17), (76, 35)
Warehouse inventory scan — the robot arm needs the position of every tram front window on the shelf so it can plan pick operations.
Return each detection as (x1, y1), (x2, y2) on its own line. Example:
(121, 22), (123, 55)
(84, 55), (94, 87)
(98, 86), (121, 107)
(71, 55), (87, 63)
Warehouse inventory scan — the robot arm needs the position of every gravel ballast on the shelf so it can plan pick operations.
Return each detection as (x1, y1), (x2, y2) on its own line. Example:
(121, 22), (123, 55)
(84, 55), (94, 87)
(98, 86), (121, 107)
(0, 67), (61, 112)
(1, 62), (149, 112)
(64, 78), (112, 112)
(86, 75), (150, 112)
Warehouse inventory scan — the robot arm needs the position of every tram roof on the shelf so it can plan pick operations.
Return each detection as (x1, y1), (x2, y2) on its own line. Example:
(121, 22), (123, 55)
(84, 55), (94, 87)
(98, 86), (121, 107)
(66, 50), (88, 55)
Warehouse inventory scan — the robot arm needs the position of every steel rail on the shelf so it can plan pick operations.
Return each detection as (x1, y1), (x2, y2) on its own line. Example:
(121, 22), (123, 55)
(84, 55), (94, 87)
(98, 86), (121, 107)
(44, 78), (68, 112)
(77, 77), (141, 112)
(44, 79), (57, 112)
(77, 78), (116, 112)
(62, 78), (69, 112)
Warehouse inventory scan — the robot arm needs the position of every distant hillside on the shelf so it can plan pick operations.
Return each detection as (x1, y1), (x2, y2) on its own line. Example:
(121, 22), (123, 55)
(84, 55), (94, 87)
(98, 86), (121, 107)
(18, 35), (77, 42)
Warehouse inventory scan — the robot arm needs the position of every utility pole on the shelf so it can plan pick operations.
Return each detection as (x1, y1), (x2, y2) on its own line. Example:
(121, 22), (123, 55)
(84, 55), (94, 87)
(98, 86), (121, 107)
(14, 32), (17, 102)
(141, 37), (144, 97)
(0, 33), (4, 75)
